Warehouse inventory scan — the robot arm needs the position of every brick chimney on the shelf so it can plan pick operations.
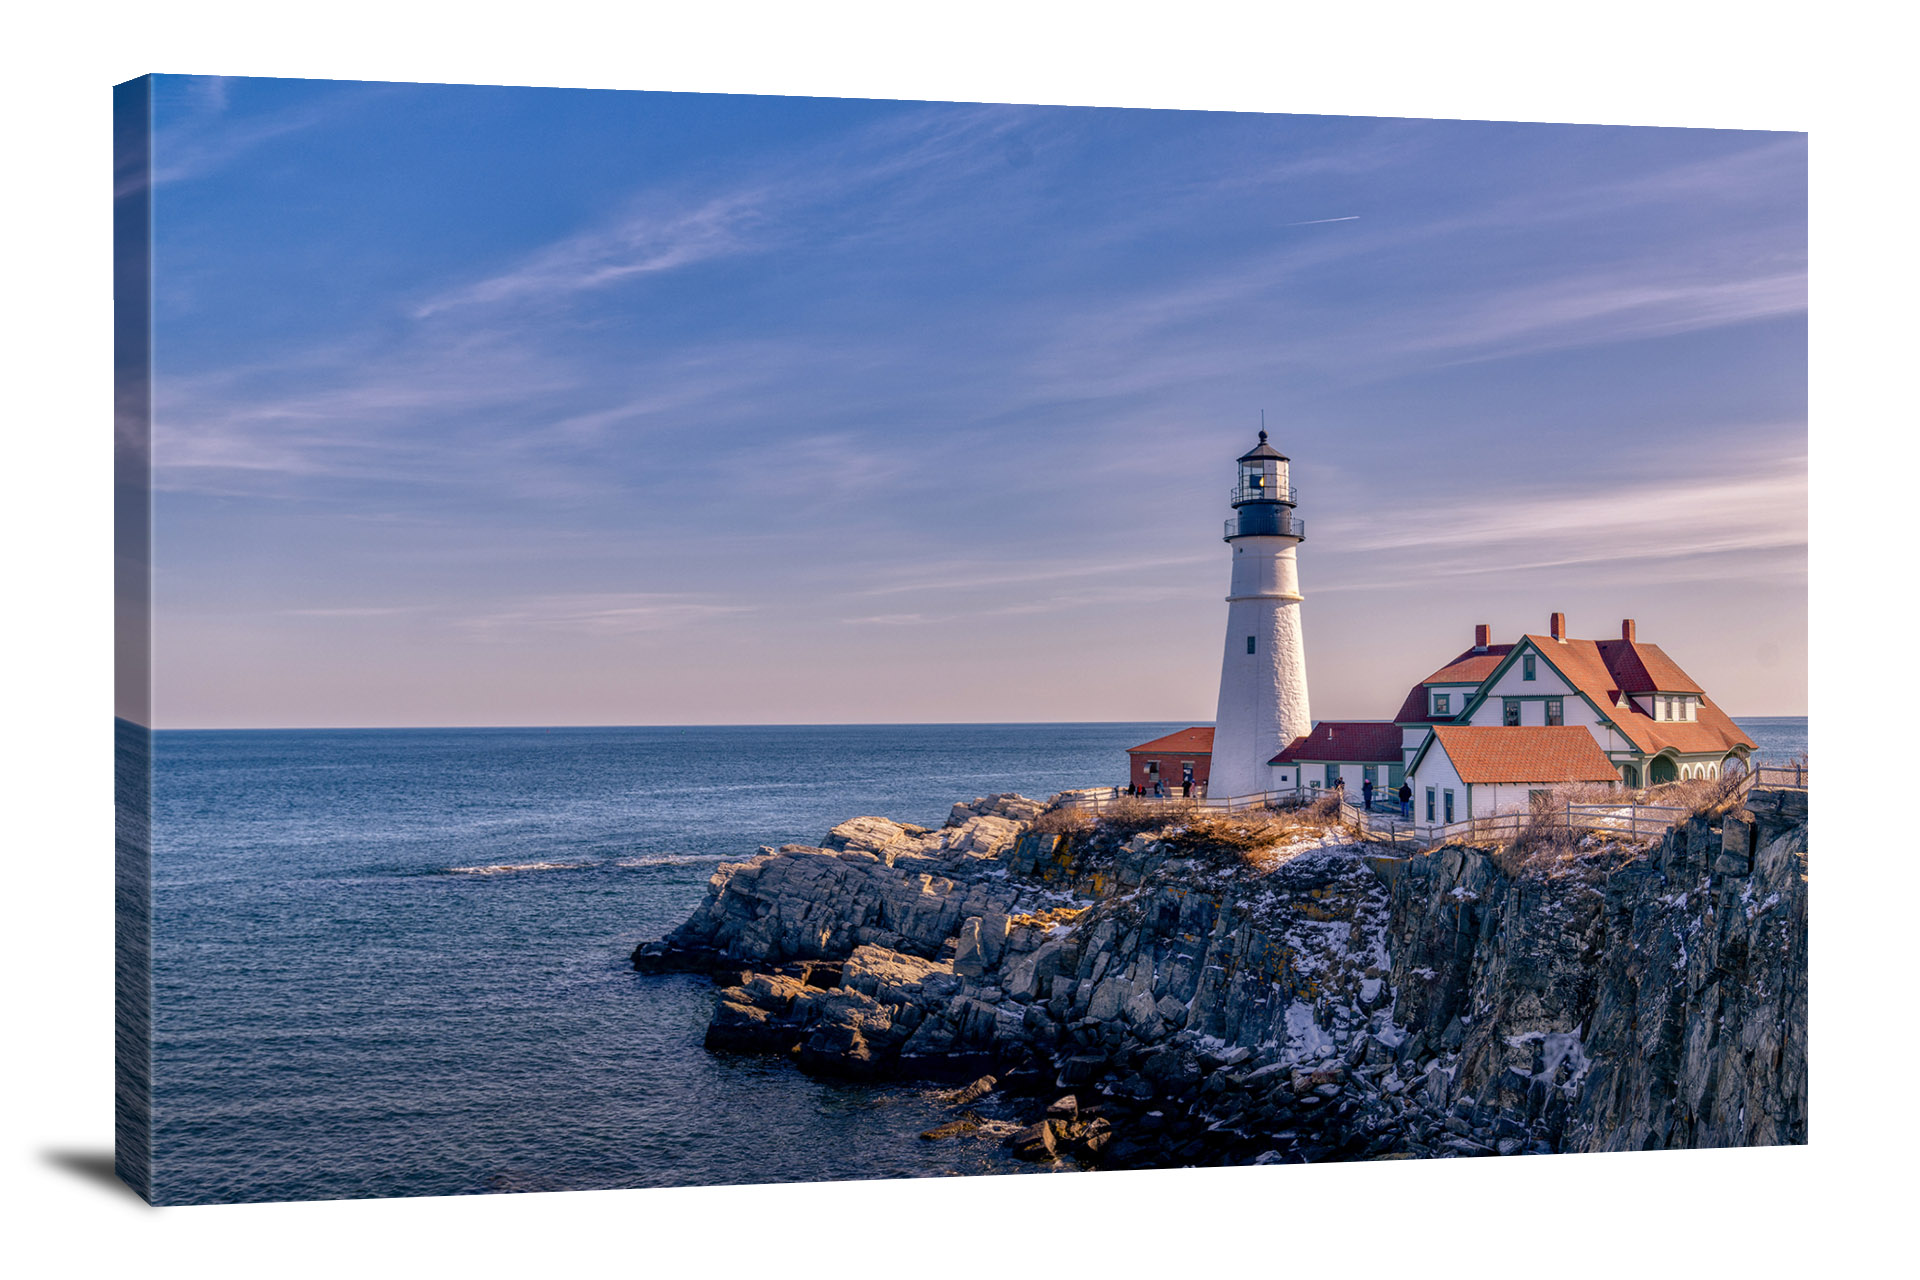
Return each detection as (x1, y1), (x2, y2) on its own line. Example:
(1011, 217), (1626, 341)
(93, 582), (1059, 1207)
(1473, 623), (1491, 652)
(1621, 618), (1637, 643)
(1549, 611), (1566, 642)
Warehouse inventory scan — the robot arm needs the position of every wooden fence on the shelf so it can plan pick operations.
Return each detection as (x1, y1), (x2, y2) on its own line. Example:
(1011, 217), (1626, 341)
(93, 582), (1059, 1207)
(1056, 787), (1299, 815)
(1058, 761), (1806, 853)
(1337, 796), (1690, 849)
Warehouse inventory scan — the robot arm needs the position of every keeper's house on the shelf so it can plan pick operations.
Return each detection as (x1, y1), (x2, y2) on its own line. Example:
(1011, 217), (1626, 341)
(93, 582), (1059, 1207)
(1125, 726), (1214, 792)
(1405, 725), (1621, 825)
(1393, 614), (1756, 791)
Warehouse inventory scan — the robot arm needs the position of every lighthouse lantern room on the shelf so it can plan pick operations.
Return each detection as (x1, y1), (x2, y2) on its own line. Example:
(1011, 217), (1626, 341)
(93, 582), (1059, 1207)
(1210, 429), (1313, 796)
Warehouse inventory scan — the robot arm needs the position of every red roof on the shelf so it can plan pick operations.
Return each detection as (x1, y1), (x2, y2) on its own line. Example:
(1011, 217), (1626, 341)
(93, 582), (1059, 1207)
(1271, 721), (1403, 765)
(1594, 638), (1703, 695)
(1393, 644), (1515, 723)
(1127, 726), (1214, 755)
(1522, 635), (1752, 757)
(1426, 726), (1620, 784)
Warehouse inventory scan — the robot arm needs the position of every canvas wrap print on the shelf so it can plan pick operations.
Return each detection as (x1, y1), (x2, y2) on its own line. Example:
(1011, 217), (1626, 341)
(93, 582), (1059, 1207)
(113, 75), (1809, 1206)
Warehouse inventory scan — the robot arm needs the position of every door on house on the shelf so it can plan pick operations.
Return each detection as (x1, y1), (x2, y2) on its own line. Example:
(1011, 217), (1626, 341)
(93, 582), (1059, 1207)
(1181, 762), (1194, 786)
(1325, 763), (1340, 788)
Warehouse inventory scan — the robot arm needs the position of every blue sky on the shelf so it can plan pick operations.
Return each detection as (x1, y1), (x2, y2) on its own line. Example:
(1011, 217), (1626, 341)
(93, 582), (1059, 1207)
(144, 75), (1806, 728)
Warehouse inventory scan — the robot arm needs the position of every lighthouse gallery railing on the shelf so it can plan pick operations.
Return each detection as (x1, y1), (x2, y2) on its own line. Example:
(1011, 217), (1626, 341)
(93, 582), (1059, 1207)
(1223, 517), (1305, 540)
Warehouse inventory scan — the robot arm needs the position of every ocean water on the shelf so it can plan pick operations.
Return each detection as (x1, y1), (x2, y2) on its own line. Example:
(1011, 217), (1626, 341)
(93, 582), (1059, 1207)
(140, 716), (1805, 1205)
(1732, 716), (1808, 765)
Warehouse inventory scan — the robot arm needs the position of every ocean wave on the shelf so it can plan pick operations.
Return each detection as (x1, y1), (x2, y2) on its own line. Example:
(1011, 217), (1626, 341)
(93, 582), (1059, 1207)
(614, 853), (723, 869)
(444, 861), (597, 876)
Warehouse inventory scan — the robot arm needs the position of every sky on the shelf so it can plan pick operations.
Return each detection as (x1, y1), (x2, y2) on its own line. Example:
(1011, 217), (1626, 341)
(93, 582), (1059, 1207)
(139, 76), (1807, 728)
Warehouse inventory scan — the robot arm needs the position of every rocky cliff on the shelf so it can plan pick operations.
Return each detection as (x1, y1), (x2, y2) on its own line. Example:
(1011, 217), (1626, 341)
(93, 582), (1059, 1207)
(632, 788), (1806, 1167)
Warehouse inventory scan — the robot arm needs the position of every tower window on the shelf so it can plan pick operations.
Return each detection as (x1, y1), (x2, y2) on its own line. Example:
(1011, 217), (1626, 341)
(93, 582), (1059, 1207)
(1523, 654), (1536, 681)
(1247, 635), (1256, 654)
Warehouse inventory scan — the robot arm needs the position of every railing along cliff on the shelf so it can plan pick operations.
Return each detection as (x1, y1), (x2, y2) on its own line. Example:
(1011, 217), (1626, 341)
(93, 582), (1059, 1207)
(1057, 764), (1807, 854)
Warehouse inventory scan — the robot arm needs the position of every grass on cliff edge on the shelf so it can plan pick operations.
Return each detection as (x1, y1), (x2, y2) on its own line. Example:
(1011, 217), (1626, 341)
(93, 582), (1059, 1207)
(1031, 794), (1348, 872)
(1488, 770), (1765, 879)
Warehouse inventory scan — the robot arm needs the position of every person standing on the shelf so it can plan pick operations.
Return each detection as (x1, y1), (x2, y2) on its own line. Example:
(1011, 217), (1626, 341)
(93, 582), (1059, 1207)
(1398, 780), (1413, 819)
(1362, 777), (1375, 811)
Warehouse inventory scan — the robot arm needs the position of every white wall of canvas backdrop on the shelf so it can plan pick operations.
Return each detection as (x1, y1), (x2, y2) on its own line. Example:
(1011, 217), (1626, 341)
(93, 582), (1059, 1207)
(0, 1), (1900, 1274)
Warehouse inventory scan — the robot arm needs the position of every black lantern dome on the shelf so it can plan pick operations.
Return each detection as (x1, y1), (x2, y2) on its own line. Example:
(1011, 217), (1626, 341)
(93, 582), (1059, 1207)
(1225, 430), (1304, 541)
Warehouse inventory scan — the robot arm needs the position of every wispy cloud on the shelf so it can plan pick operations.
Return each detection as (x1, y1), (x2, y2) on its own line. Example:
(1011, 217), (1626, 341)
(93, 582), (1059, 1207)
(280, 605), (420, 618)
(1396, 269), (1806, 365)
(458, 593), (753, 639)
(852, 553), (1214, 599)
(409, 104), (1030, 321)
(134, 78), (392, 197)
(1317, 450), (1807, 589)
(411, 194), (764, 318)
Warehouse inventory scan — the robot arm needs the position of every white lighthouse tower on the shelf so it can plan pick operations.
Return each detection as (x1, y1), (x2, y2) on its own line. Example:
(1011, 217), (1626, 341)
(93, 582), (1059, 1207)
(1209, 430), (1312, 797)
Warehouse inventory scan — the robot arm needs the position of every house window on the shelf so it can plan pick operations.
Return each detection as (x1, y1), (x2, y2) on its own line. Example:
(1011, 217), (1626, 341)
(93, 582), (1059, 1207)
(1433, 693), (1451, 715)
(1545, 698), (1563, 727)
(1502, 698), (1521, 726)
(1443, 789), (1455, 822)
(1523, 654), (1536, 681)
(1425, 787), (1436, 822)
(1247, 635), (1256, 654)
(1146, 760), (1160, 775)
(1528, 789), (1551, 806)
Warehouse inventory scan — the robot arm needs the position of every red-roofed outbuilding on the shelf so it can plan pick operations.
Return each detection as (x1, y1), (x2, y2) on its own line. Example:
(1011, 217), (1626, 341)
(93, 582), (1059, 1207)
(1125, 727), (1214, 795)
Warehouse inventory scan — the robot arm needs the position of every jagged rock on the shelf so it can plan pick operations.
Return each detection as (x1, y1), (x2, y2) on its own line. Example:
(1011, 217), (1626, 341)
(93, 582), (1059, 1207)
(639, 784), (1806, 1169)
(934, 1075), (992, 1108)
(1009, 1120), (1062, 1161)
(921, 1114), (983, 1140)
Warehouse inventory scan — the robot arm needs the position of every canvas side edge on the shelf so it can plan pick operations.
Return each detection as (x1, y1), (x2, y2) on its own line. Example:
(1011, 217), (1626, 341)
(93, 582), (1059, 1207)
(113, 73), (155, 1206)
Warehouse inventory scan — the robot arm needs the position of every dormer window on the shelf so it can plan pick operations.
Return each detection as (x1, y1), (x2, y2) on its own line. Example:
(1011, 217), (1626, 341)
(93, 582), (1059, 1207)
(1522, 654), (1536, 681)
(1433, 692), (1451, 716)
